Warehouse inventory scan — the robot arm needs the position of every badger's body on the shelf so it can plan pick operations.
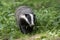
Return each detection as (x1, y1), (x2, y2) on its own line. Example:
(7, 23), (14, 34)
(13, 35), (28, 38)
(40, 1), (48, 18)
(15, 6), (35, 34)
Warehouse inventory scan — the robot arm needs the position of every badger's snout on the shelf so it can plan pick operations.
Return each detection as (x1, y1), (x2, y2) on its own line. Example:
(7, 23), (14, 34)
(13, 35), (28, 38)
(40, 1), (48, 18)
(30, 24), (34, 27)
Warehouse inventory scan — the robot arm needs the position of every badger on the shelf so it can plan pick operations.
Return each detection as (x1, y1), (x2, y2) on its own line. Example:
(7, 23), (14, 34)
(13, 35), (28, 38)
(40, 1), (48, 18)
(15, 6), (35, 34)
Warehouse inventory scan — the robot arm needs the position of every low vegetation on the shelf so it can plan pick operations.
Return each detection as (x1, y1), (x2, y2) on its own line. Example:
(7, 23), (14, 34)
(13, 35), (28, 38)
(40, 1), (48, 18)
(0, 0), (60, 40)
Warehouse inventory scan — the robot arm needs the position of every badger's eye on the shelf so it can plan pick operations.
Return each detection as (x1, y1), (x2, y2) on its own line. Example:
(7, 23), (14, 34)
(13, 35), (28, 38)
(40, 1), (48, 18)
(25, 14), (31, 24)
(25, 14), (28, 17)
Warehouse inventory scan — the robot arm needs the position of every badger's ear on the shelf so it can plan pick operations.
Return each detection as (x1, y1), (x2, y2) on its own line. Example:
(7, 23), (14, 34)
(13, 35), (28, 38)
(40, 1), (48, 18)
(32, 12), (35, 16)
(33, 14), (36, 23)
(34, 14), (35, 16)
(33, 14), (35, 17)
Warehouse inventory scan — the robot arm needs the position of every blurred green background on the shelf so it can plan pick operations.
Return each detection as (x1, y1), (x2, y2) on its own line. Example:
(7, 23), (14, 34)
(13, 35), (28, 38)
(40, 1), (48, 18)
(0, 0), (60, 40)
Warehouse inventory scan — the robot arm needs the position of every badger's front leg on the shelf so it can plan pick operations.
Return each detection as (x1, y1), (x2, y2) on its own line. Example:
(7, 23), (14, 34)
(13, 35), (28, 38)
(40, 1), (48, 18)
(20, 25), (28, 34)
(27, 26), (33, 33)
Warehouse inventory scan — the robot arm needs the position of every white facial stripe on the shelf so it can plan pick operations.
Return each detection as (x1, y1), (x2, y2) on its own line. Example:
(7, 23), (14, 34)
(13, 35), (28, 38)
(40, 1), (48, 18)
(20, 15), (30, 25)
(29, 14), (34, 25)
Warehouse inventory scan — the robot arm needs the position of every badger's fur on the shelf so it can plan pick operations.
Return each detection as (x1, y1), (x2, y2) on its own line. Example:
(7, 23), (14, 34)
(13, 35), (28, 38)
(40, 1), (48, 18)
(15, 6), (35, 34)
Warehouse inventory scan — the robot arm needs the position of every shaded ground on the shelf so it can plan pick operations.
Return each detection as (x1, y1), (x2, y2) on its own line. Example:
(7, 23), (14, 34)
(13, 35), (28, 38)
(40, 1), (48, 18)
(15, 34), (41, 40)
(15, 33), (60, 40)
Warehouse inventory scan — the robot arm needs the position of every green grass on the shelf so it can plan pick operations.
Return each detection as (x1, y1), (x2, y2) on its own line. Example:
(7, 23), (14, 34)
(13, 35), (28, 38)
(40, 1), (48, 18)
(0, 0), (60, 40)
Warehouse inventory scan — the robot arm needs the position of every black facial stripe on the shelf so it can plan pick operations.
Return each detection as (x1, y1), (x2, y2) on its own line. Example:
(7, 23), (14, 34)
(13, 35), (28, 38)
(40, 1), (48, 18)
(25, 14), (31, 24)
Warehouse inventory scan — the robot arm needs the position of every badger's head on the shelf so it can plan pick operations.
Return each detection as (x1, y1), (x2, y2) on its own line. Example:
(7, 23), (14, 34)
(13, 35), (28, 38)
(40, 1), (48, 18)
(19, 13), (35, 27)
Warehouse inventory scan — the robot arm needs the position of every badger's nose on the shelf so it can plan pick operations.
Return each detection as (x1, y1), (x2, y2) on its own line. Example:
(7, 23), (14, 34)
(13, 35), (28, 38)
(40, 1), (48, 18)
(30, 24), (34, 27)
